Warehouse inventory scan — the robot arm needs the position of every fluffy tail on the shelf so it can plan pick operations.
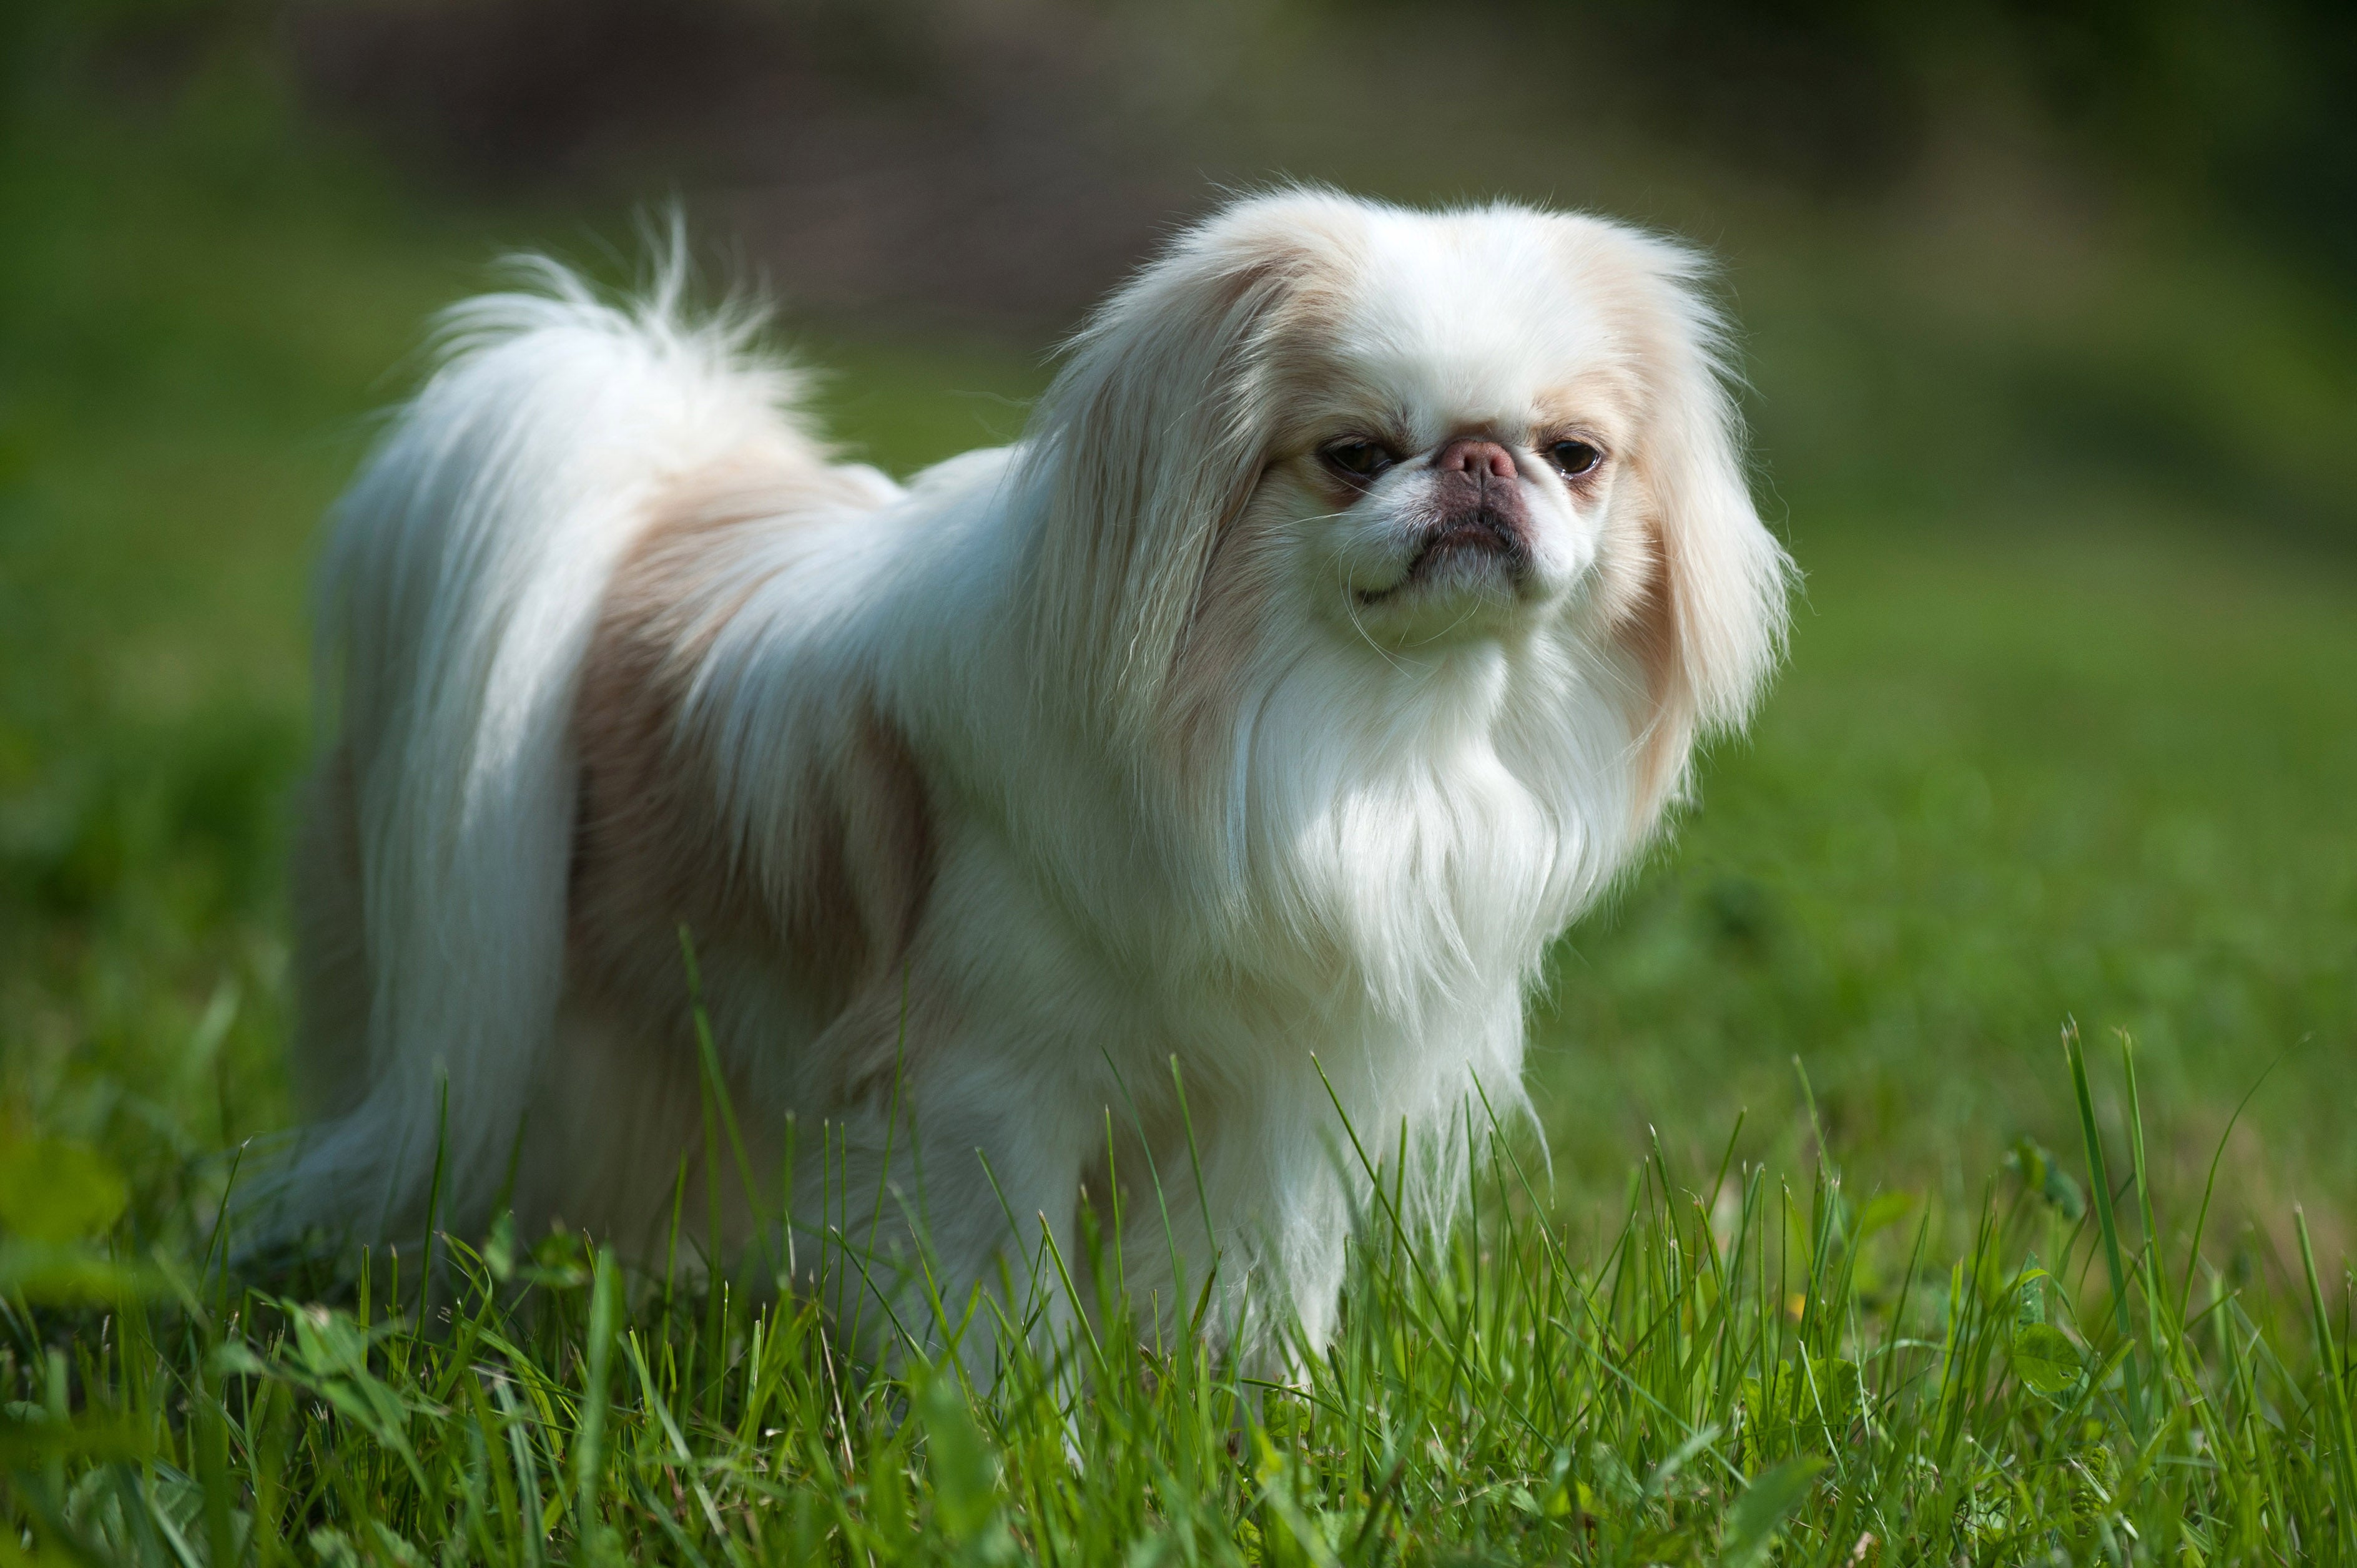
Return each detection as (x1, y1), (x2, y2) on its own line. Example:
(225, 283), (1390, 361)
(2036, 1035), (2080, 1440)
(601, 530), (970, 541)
(245, 258), (820, 1252)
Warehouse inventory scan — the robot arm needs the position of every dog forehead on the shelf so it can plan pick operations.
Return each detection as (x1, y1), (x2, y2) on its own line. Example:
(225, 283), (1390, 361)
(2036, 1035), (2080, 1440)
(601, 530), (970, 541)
(1318, 208), (1627, 431)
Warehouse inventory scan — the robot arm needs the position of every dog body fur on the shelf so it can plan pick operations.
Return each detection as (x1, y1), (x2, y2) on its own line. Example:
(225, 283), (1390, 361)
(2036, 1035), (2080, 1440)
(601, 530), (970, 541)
(267, 192), (1790, 1365)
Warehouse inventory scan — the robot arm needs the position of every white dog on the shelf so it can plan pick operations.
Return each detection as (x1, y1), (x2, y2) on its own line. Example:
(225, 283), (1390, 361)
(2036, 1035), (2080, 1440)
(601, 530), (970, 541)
(259, 190), (1788, 1368)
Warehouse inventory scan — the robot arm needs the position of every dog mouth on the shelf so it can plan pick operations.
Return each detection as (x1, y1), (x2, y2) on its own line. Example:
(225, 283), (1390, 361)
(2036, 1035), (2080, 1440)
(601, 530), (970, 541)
(1356, 508), (1529, 605)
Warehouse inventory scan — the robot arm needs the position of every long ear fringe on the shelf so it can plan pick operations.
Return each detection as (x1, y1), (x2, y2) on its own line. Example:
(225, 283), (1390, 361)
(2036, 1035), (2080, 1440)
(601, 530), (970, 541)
(1613, 232), (1796, 810)
(1013, 190), (1363, 745)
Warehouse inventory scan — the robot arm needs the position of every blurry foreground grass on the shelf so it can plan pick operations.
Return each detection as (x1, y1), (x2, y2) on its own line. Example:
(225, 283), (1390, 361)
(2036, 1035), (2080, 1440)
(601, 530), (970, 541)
(2, 66), (2355, 1564)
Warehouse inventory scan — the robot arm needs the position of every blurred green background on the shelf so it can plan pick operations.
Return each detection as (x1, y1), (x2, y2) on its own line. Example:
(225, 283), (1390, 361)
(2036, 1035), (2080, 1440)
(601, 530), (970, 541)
(2, 0), (2351, 1260)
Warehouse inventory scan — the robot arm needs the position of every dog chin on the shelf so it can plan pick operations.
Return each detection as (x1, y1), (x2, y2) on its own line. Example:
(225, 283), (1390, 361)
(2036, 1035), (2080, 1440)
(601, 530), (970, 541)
(1341, 497), (1591, 647)
(1352, 552), (1536, 644)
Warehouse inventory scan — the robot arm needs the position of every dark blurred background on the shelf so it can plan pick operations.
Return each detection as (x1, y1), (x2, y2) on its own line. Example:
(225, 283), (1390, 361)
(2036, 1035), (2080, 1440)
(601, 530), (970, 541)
(2, 1), (2352, 1253)
(16, 0), (2357, 511)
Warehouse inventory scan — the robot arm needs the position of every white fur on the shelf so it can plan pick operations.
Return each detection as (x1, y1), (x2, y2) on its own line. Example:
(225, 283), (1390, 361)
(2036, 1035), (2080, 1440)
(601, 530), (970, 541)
(273, 262), (814, 1230)
(253, 192), (1790, 1374)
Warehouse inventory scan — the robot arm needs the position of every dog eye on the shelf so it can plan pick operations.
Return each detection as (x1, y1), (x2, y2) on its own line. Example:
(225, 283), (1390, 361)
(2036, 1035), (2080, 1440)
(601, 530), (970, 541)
(1549, 439), (1603, 478)
(1320, 439), (1395, 481)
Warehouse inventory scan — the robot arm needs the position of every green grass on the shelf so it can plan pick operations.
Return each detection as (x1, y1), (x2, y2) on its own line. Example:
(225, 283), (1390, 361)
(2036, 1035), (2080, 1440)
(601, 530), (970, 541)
(1535, 515), (2357, 1234)
(5, 1034), (2353, 1563)
(4, 64), (2356, 1565)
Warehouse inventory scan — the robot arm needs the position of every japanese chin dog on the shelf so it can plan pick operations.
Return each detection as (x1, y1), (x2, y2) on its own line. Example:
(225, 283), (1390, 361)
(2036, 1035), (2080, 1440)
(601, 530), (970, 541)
(256, 189), (1789, 1370)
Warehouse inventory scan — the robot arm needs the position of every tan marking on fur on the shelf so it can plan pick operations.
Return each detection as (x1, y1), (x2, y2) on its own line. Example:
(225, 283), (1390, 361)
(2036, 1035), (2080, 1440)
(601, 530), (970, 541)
(1529, 379), (1636, 456)
(570, 468), (780, 1038)
(1563, 357), (1687, 819)
(1033, 202), (1369, 739)
(1563, 243), (1733, 827)
(569, 457), (938, 1093)
(1154, 274), (1368, 786)
(1611, 516), (1689, 817)
(1608, 291), (1703, 819)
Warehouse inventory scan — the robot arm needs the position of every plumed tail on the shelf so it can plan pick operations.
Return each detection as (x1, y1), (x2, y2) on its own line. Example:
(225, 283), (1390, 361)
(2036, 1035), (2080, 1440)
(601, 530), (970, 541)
(239, 258), (824, 1254)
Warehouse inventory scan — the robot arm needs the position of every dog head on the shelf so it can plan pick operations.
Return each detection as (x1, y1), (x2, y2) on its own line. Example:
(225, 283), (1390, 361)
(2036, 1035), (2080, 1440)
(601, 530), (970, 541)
(1020, 189), (1789, 813)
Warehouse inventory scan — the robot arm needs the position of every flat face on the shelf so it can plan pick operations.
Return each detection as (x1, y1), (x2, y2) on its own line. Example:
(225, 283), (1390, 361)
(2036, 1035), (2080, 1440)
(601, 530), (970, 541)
(1242, 209), (1654, 652)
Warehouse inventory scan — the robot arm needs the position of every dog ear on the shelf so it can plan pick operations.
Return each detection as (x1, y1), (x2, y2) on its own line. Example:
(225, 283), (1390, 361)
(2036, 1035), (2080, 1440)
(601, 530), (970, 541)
(1018, 191), (1357, 742)
(1597, 231), (1793, 816)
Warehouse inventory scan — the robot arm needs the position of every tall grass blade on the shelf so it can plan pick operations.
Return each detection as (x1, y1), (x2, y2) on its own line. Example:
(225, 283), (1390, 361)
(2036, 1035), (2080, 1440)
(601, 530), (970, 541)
(2064, 1017), (2145, 1434)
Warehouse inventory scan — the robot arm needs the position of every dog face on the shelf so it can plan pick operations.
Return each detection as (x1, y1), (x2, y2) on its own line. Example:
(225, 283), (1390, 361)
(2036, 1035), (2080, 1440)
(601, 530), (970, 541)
(1242, 215), (1649, 649)
(1023, 189), (1787, 805)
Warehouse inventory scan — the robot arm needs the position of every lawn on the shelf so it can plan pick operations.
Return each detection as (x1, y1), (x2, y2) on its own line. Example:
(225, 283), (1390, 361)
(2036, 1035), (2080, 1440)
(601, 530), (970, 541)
(3, 72), (2355, 1565)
